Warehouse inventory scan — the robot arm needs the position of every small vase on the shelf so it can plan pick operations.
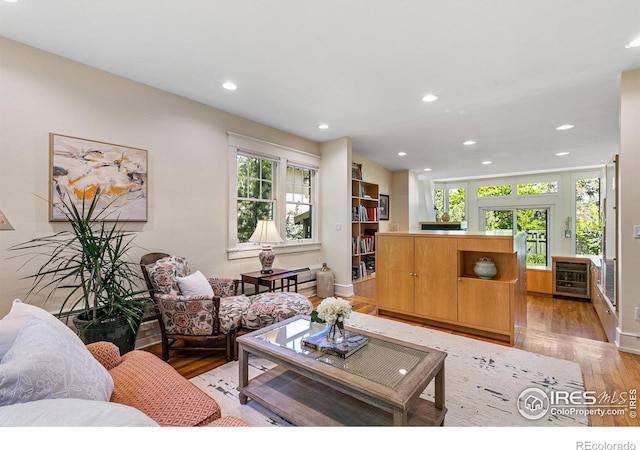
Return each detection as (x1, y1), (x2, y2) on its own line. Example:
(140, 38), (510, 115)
(474, 257), (497, 279)
(326, 321), (345, 346)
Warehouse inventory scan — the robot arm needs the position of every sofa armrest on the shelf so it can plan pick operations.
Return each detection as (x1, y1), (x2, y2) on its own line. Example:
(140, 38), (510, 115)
(86, 341), (122, 371)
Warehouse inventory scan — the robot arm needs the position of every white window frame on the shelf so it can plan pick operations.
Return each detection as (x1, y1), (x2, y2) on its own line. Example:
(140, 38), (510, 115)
(227, 133), (320, 260)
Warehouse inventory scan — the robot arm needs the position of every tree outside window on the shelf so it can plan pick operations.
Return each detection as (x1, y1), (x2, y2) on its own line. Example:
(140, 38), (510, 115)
(575, 178), (601, 255)
(236, 154), (275, 243)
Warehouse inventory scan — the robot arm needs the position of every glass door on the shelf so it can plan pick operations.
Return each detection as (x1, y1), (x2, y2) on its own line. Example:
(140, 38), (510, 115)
(482, 208), (549, 266)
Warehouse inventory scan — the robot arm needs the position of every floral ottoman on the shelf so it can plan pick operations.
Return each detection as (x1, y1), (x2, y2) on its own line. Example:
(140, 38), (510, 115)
(241, 292), (313, 330)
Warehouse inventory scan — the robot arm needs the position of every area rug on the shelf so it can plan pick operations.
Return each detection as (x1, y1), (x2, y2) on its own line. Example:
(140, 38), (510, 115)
(190, 312), (588, 427)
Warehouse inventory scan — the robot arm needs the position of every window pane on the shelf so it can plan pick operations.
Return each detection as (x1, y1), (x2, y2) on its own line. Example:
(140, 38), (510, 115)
(237, 179), (247, 198)
(261, 160), (273, 181)
(478, 185), (511, 197)
(434, 189), (444, 217)
(249, 179), (260, 198)
(237, 155), (249, 177)
(286, 166), (294, 183)
(249, 158), (260, 177)
(262, 181), (272, 200)
(517, 209), (548, 266)
(575, 178), (602, 255)
(286, 203), (312, 240)
(448, 188), (466, 222)
(518, 182), (558, 195)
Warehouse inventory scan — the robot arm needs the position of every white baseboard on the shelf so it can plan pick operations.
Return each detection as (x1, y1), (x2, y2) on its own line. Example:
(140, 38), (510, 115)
(617, 329), (640, 355)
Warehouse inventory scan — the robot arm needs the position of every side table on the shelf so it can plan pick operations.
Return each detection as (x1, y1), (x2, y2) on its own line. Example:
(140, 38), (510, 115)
(241, 269), (298, 295)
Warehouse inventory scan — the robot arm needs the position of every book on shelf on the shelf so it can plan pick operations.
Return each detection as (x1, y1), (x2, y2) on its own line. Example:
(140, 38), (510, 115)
(302, 328), (369, 358)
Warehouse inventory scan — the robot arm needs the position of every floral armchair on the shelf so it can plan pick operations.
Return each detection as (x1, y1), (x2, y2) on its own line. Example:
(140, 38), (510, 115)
(140, 253), (250, 362)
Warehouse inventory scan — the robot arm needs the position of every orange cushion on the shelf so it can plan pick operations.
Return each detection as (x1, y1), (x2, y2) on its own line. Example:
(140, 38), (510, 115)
(109, 350), (221, 426)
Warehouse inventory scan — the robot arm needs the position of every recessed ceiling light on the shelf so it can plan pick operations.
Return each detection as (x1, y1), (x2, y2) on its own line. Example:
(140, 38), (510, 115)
(398, 152), (407, 156)
(422, 94), (438, 102)
(222, 81), (237, 91)
(318, 124), (329, 130)
(625, 36), (640, 48)
(423, 168), (432, 172)
(555, 152), (570, 156)
(463, 140), (476, 146)
(3, 0), (19, 3)
(482, 161), (492, 165)
(556, 124), (574, 131)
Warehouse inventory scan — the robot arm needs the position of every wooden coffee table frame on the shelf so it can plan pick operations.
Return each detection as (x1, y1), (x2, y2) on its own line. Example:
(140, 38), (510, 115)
(237, 315), (447, 426)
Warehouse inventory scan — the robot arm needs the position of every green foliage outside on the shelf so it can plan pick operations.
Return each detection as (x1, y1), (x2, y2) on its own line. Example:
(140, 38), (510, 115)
(575, 178), (602, 255)
(447, 188), (466, 222)
(237, 155), (274, 243)
(478, 185), (511, 197)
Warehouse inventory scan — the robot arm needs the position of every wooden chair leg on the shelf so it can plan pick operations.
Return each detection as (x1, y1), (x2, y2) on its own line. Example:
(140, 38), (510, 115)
(162, 337), (169, 361)
(226, 332), (234, 362)
(233, 330), (239, 361)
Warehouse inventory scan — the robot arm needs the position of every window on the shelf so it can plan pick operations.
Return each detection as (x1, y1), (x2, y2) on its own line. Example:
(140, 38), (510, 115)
(518, 182), (558, 195)
(575, 177), (601, 255)
(236, 154), (276, 244)
(434, 186), (466, 221)
(228, 133), (320, 256)
(285, 165), (314, 241)
(448, 188), (466, 222)
(477, 185), (512, 197)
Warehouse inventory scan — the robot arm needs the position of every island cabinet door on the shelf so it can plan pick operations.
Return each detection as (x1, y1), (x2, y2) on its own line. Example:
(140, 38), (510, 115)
(376, 235), (415, 313)
(457, 278), (511, 332)
(413, 237), (458, 321)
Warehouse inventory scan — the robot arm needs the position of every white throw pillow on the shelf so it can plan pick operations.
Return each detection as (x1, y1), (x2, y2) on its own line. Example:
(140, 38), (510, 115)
(0, 299), (84, 361)
(176, 270), (214, 296)
(0, 398), (159, 426)
(0, 317), (114, 406)
(0, 316), (26, 361)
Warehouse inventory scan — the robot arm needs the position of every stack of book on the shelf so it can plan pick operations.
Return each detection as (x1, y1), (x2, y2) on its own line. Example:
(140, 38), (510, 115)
(302, 327), (369, 358)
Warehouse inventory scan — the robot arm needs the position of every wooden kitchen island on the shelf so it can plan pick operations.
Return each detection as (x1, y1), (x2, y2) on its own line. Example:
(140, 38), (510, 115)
(376, 230), (527, 345)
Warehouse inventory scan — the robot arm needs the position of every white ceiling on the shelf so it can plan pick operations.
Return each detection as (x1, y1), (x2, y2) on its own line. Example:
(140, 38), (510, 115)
(2, 0), (639, 181)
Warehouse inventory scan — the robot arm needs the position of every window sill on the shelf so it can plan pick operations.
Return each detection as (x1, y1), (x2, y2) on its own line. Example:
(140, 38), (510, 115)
(227, 241), (322, 260)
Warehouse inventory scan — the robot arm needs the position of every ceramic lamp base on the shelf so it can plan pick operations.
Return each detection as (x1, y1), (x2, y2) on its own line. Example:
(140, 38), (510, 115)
(258, 247), (275, 274)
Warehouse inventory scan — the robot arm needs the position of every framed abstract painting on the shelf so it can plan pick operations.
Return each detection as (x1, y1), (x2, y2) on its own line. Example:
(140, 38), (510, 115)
(49, 133), (148, 222)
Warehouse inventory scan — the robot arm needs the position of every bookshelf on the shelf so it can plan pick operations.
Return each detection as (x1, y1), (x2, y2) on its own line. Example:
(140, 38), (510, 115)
(351, 178), (379, 285)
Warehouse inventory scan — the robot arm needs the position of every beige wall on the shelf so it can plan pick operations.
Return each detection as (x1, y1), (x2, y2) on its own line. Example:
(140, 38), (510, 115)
(0, 37), (325, 317)
(618, 68), (640, 354)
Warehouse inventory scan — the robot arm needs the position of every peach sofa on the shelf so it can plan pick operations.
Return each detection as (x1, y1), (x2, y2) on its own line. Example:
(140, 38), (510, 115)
(0, 299), (248, 427)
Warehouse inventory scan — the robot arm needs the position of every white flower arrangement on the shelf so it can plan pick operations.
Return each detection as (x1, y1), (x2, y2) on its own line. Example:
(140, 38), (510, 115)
(314, 296), (352, 328)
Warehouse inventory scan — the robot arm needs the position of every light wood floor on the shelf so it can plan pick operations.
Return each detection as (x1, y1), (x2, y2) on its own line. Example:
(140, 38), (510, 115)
(145, 294), (640, 426)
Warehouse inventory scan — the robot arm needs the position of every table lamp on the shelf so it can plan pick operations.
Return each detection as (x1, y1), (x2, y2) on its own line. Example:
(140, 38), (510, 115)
(249, 219), (283, 273)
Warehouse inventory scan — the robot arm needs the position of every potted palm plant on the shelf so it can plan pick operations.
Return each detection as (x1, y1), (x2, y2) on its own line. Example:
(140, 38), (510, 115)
(10, 190), (149, 354)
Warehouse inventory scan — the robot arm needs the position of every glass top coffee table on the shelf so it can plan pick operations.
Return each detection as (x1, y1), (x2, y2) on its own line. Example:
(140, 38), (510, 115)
(237, 315), (447, 426)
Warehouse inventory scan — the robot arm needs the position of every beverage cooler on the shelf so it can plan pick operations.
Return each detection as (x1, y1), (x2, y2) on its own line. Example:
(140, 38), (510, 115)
(552, 256), (591, 301)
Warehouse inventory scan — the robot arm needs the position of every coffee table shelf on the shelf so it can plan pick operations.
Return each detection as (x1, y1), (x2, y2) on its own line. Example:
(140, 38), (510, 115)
(237, 315), (447, 426)
(240, 365), (446, 426)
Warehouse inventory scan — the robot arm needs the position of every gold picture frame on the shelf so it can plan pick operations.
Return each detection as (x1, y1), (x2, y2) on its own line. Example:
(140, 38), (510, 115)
(49, 133), (148, 222)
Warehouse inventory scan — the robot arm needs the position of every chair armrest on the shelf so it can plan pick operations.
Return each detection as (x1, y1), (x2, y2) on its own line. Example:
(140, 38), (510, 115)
(86, 341), (122, 371)
(208, 277), (240, 297)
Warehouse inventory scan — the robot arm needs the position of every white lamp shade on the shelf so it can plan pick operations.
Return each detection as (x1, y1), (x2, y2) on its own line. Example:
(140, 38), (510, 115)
(249, 219), (283, 245)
